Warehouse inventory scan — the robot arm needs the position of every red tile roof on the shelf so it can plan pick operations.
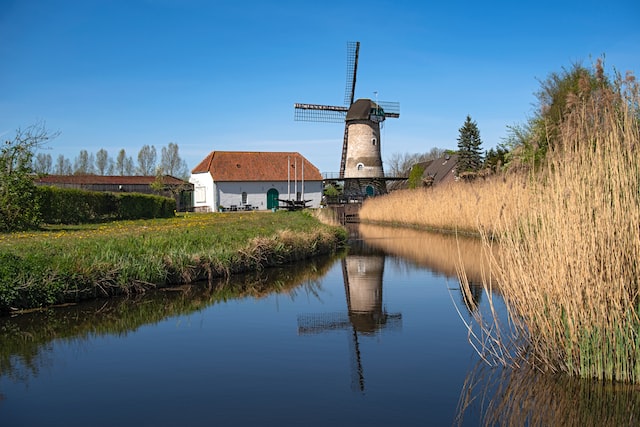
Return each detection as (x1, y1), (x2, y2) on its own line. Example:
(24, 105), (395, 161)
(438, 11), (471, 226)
(191, 151), (322, 182)
(35, 175), (188, 185)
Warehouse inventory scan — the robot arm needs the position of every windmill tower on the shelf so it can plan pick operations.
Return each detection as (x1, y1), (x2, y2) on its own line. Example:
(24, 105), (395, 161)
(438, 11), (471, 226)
(294, 42), (400, 196)
(297, 241), (402, 392)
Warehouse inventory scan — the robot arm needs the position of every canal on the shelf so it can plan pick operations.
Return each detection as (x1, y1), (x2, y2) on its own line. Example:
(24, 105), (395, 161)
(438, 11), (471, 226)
(1, 224), (639, 426)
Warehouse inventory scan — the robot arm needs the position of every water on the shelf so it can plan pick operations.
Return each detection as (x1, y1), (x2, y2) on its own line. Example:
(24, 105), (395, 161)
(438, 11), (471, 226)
(1, 225), (639, 426)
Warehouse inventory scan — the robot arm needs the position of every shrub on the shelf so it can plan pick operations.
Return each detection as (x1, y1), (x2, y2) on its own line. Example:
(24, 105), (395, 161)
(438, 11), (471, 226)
(37, 186), (175, 224)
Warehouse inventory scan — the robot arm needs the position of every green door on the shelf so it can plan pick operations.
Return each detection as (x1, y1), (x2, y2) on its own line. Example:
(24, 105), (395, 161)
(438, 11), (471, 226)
(267, 188), (279, 209)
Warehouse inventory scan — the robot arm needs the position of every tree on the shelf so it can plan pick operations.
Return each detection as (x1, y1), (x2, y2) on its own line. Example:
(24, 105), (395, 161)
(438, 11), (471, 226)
(95, 148), (113, 175)
(115, 149), (135, 176)
(407, 163), (425, 189)
(484, 144), (509, 173)
(505, 59), (614, 170)
(74, 149), (95, 175)
(0, 122), (58, 231)
(456, 115), (484, 179)
(33, 152), (53, 174)
(137, 144), (157, 176)
(54, 154), (73, 175)
(160, 142), (188, 179)
(386, 148), (446, 177)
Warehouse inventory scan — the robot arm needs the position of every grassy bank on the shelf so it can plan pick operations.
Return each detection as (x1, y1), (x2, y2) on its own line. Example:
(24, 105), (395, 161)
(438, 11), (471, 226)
(360, 75), (640, 383)
(0, 210), (347, 313)
(0, 255), (336, 377)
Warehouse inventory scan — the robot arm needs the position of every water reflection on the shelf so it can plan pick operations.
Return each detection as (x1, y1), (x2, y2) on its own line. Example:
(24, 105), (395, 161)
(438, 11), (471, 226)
(358, 223), (495, 313)
(0, 255), (337, 385)
(356, 224), (640, 425)
(297, 240), (402, 392)
(456, 362), (640, 426)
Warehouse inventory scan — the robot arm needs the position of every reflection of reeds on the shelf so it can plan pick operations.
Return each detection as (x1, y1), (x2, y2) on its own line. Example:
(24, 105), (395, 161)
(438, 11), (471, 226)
(456, 362), (640, 426)
(358, 223), (497, 284)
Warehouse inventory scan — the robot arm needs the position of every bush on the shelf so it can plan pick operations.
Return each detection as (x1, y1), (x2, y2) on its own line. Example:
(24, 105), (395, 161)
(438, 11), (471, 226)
(37, 186), (175, 224)
(115, 193), (175, 220)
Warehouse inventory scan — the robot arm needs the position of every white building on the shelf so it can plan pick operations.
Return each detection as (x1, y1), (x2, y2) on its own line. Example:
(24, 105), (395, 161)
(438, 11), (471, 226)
(189, 151), (323, 212)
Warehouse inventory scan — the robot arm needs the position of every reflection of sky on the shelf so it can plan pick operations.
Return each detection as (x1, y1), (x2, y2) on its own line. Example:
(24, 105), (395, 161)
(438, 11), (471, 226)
(1, 255), (491, 426)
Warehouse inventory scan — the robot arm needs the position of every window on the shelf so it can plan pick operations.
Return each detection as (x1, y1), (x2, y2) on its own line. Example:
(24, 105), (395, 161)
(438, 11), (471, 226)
(195, 186), (206, 203)
(371, 137), (377, 146)
(357, 163), (364, 171)
(241, 192), (247, 205)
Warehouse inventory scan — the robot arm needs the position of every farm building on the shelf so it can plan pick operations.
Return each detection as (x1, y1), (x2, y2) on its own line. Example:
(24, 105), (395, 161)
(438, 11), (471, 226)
(35, 175), (193, 211)
(189, 151), (323, 212)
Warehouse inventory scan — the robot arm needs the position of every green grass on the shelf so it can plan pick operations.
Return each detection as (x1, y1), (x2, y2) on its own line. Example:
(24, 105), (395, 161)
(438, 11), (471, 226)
(0, 210), (347, 313)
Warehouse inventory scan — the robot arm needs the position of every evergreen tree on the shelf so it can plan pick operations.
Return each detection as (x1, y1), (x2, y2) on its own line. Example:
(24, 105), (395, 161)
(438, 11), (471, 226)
(456, 115), (484, 179)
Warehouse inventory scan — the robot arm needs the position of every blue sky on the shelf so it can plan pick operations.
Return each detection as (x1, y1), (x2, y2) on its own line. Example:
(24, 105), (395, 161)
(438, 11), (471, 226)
(2, 0), (639, 174)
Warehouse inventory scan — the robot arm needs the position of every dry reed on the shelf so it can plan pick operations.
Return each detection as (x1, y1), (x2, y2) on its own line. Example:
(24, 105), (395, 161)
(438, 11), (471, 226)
(359, 175), (531, 236)
(467, 72), (640, 382)
(360, 71), (640, 383)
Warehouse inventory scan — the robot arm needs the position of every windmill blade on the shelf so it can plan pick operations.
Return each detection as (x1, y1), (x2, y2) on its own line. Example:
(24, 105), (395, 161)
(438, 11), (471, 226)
(378, 101), (400, 118)
(340, 124), (349, 178)
(294, 103), (348, 123)
(297, 312), (352, 334)
(344, 41), (359, 106)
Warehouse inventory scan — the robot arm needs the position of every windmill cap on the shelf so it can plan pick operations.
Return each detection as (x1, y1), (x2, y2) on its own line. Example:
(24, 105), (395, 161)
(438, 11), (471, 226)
(346, 98), (385, 122)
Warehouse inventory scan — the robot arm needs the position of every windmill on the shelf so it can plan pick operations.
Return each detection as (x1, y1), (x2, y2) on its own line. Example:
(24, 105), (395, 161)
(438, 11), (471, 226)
(297, 242), (402, 392)
(294, 41), (400, 196)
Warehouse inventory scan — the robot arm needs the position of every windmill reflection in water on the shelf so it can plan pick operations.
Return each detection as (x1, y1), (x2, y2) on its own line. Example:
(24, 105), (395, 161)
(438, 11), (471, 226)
(297, 240), (402, 392)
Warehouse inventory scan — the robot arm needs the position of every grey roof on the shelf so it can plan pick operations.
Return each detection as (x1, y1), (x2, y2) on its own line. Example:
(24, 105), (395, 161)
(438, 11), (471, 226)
(346, 99), (380, 121)
(422, 154), (458, 186)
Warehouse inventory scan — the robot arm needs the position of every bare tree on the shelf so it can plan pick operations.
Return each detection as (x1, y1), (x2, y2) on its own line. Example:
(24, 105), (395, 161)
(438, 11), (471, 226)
(160, 142), (188, 179)
(55, 154), (73, 175)
(137, 144), (157, 176)
(386, 148), (447, 177)
(74, 150), (95, 175)
(95, 148), (113, 175)
(33, 152), (53, 174)
(115, 149), (135, 176)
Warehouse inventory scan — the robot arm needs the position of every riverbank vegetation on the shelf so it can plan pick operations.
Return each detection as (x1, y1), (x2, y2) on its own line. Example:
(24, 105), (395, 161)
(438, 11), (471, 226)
(0, 211), (346, 314)
(362, 62), (640, 383)
(0, 255), (335, 378)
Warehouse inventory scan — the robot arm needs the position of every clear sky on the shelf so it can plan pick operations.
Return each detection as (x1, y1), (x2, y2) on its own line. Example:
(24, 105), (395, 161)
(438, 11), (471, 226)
(2, 0), (639, 174)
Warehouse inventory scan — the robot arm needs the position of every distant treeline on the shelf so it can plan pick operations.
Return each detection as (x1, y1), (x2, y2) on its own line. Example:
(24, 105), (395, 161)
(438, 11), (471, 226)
(33, 142), (189, 178)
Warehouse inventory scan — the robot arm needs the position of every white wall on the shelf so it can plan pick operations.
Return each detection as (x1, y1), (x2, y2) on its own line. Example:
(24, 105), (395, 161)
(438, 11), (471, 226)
(188, 173), (323, 211)
(189, 172), (215, 212)
(217, 181), (323, 209)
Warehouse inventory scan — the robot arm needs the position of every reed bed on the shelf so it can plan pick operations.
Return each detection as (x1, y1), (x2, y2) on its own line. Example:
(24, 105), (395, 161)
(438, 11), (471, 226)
(361, 73), (640, 383)
(466, 74), (640, 382)
(359, 175), (532, 236)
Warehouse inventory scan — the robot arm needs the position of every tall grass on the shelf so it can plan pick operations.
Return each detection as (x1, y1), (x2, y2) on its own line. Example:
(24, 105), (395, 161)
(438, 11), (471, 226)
(359, 174), (532, 236)
(360, 72), (640, 383)
(465, 73), (640, 382)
